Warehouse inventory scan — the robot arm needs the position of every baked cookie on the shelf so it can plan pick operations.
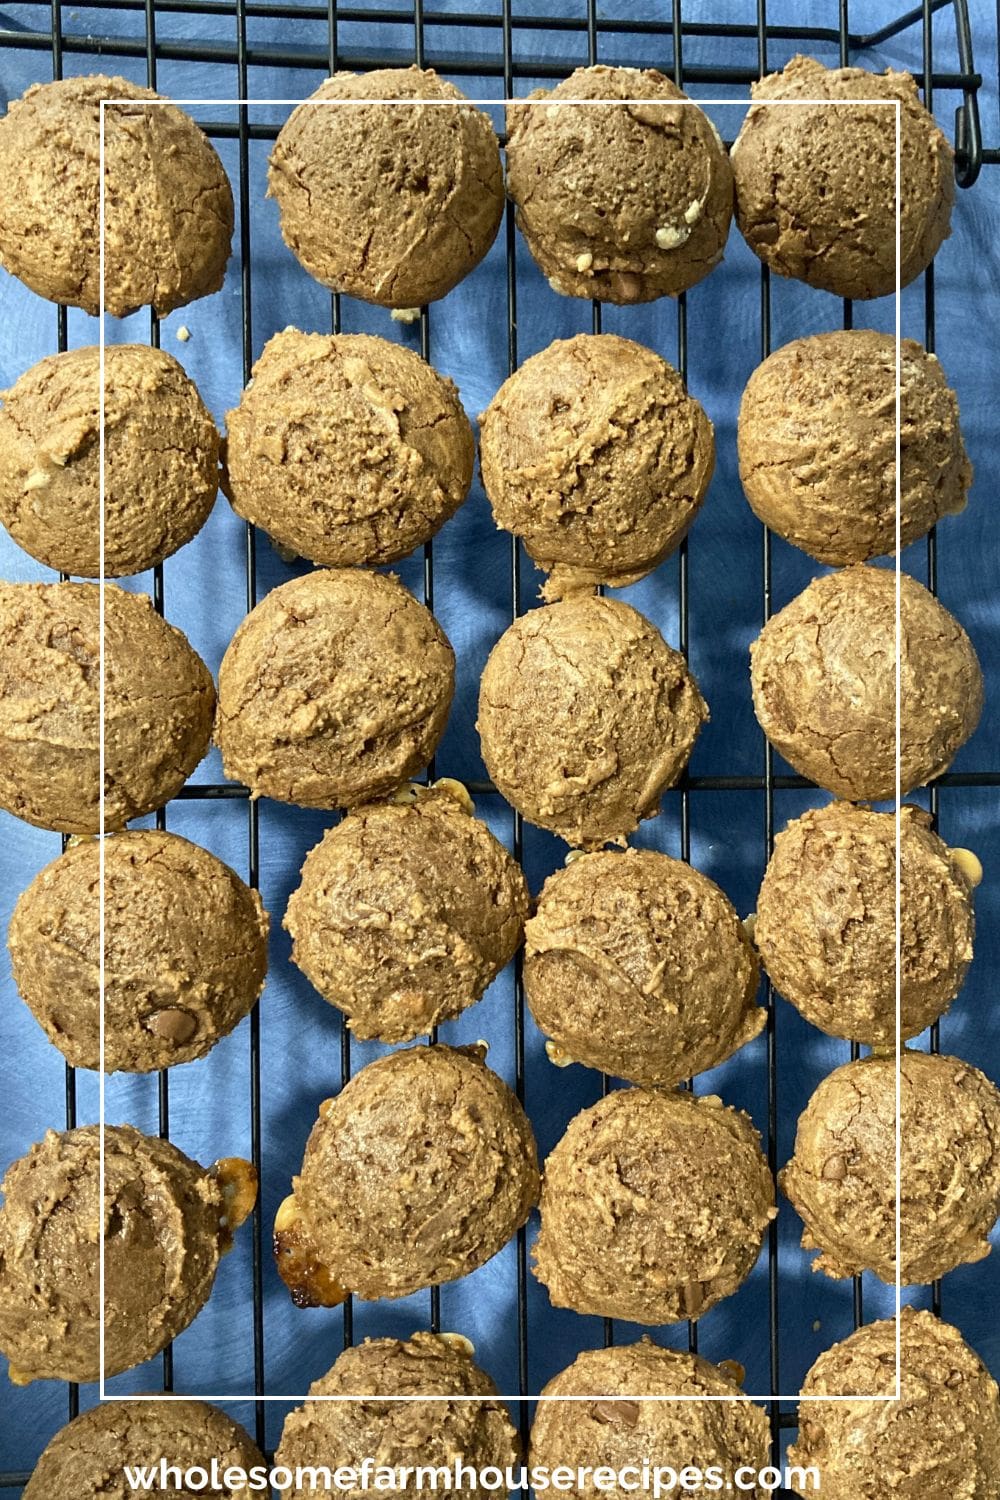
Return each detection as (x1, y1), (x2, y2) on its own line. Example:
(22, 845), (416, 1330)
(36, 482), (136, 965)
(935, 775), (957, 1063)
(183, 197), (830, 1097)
(531, 1341), (770, 1500)
(24, 1399), (265, 1498)
(788, 1308), (1000, 1499)
(755, 801), (978, 1046)
(506, 66), (733, 302)
(285, 782), (528, 1043)
(533, 1087), (775, 1324)
(480, 334), (714, 598)
(0, 75), (232, 318)
(224, 329), (473, 568)
(0, 1124), (255, 1383)
(525, 848), (764, 1086)
(276, 1333), (520, 1500)
(0, 582), (215, 833)
(274, 1044), (539, 1304)
(216, 569), (454, 809)
(478, 597), (708, 848)
(731, 55), (953, 299)
(780, 1049), (1000, 1284)
(269, 67), (503, 308)
(0, 344), (220, 578)
(750, 565), (982, 801)
(738, 332), (971, 564)
(9, 830), (269, 1072)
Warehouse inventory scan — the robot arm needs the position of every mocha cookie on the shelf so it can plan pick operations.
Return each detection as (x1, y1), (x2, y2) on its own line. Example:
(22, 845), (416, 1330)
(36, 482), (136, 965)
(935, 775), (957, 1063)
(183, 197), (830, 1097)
(0, 75), (232, 317)
(480, 333), (714, 597)
(285, 782), (528, 1043)
(224, 329), (473, 568)
(525, 848), (764, 1086)
(738, 332), (971, 563)
(0, 344), (220, 577)
(750, 565), (982, 801)
(780, 1050), (1000, 1284)
(268, 67), (503, 308)
(731, 55), (953, 299)
(216, 569), (454, 809)
(755, 801), (978, 1045)
(0, 1124), (255, 1383)
(788, 1309), (1000, 1499)
(478, 596), (707, 848)
(530, 1341), (770, 1500)
(0, 582), (215, 833)
(533, 1087), (775, 1324)
(9, 830), (269, 1072)
(274, 1044), (539, 1304)
(276, 1333), (520, 1500)
(506, 66), (733, 303)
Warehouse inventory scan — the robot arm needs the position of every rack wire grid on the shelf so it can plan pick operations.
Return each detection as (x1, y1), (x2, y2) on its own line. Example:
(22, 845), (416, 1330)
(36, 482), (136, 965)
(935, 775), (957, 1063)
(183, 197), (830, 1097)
(0, 0), (998, 1495)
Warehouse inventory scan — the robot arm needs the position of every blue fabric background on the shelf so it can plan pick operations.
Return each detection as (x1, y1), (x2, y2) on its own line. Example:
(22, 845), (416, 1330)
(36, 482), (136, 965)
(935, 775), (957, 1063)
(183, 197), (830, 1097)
(0, 0), (998, 1487)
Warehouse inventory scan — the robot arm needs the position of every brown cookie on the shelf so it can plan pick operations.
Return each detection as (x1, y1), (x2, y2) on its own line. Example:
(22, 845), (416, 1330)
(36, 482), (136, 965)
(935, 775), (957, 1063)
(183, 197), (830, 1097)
(780, 1050), (1000, 1284)
(0, 581), (215, 834)
(285, 782), (528, 1044)
(0, 344), (220, 578)
(0, 1124), (255, 1383)
(477, 596), (708, 848)
(9, 830), (269, 1073)
(274, 1044), (539, 1303)
(224, 329), (473, 568)
(738, 332), (971, 564)
(750, 565), (982, 801)
(24, 1399), (265, 1499)
(506, 66), (733, 303)
(755, 801), (977, 1046)
(216, 569), (454, 809)
(533, 1088), (775, 1324)
(788, 1308), (1000, 1499)
(480, 334), (714, 598)
(268, 67), (503, 308)
(530, 1341), (771, 1500)
(0, 75), (232, 318)
(276, 1333), (520, 1500)
(731, 55), (953, 299)
(525, 848), (764, 1087)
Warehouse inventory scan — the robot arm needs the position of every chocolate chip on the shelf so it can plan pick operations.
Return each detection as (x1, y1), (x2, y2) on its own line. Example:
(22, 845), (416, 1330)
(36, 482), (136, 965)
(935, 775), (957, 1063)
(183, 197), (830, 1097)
(592, 1399), (640, 1426)
(718, 1359), (746, 1387)
(945, 1369), (965, 1389)
(147, 1008), (197, 1043)
(821, 1153), (847, 1181)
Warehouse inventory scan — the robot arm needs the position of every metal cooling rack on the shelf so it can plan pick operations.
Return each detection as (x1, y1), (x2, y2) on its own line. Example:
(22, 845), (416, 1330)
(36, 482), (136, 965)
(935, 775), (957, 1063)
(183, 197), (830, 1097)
(0, 0), (996, 1492)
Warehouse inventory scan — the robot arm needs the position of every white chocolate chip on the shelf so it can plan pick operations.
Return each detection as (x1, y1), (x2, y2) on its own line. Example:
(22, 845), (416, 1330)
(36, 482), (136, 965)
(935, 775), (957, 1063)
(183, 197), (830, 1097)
(742, 913), (757, 942)
(23, 469), (50, 491)
(684, 198), (703, 224)
(431, 777), (474, 815)
(564, 849), (586, 864)
(175, 324), (191, 342)
(575, 251), (594, 273)
(439, 1332), (475, 1357)
(545, 1039), (573, 1068)
(655, 224), (690, 250)
(952, 848), (983, 888)
(390, 306), (421, 325)
(546, 104), (561, 120)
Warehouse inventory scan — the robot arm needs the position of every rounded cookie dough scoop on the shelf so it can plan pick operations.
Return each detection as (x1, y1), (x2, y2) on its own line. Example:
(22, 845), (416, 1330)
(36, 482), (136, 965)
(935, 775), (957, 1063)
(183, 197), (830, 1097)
(506, 66), (733, 303)
(478, 596), (707, 848)
(780, 1049), (1000, 1284)
(731, 55), (953, 299)
(276, 1333), (520, 1500)
(216, 568), (454, 809)
(788, 1308), (1000, 1499)
(9, 829), (269, 1073)
(285, 781), (529, 1044)
(0, 75), (233, 318)
(0, 344), (220, 578)
(750, 565), (982, 801)
(0, 1124), (256, 1383)
(273, 1044), (539, 1304)
(738, 332), (971, 565)
(24, 1399), (266, 1499)
(480, 334), (714, 599)
(755, 801), (978, 1046)
(530, 1342), (771, 1500)
(268, 67), (503, 308)
(0, 581), (215, 834)
(526, 848), (764, 1087)
(225, 330), (473, 568)
(533, 1087), (775, 1324)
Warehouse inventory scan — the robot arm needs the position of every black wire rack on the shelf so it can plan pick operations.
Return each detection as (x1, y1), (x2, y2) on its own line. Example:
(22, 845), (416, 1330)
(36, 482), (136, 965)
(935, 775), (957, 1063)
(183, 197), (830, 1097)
(0, 0), (997, 1493)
